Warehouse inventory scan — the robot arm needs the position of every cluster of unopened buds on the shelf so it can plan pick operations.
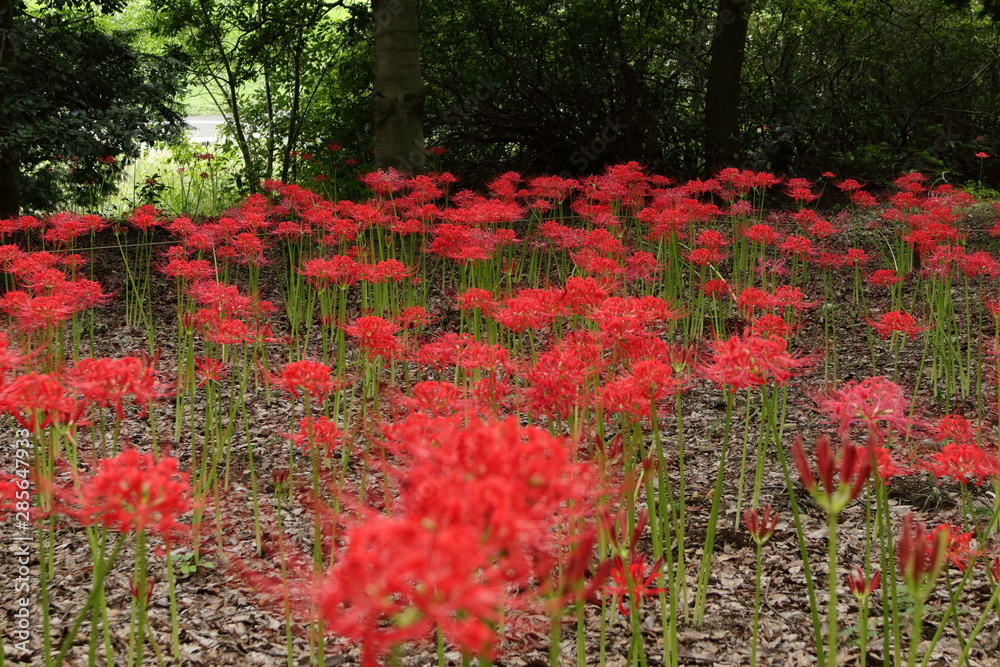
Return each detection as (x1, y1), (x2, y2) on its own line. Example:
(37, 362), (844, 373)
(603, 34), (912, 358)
(792, 433), (871, 515)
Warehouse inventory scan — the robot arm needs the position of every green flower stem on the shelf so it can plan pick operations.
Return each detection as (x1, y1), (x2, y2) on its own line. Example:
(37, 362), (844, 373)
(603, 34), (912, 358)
(166, 548), (181, 663)
(956, 585), (1000, 664)
(906, 598), (923, 667)
(694, 390), (734, 625)
(919, 564), (977, 667)
(750, 540), (764, 666)
(674, 394), (689, 622)
(733, 391), (755, 528)
(827, 510), (839, 667)
(774, 434), (826, 667)
(858, 596), (870, 667)
(52, 534), (127, 667)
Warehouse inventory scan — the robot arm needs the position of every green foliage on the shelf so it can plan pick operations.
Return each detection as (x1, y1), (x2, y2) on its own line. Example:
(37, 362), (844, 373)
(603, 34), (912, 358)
(957, 181), (1000, 201)
(744, 0), (1000, 184)
(149, 0), (348, 189)
(317, 0), (1000, 186)
(0, 6), (187, 212)
(104, 140), (240, 217)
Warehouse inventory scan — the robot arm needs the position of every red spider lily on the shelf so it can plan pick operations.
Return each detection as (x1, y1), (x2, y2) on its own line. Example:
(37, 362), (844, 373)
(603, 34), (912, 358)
(455, 287), (496, 314)
(194, 357), (228, 386)
(741, 223), (780, 245)
(0, 283), (107, 333)
(391, 380), (470, 417)
(343, 316), (403, 360)
(572, 248), (625, 277)
(850, 191), (879, 208)
(525, 332), (605, 419)
(930, 524), (982, 571)
(0, 472), (22, 521)
(747, 313), (798, 338)
(188, 312), (258, 345)
(268, 360), (343, 400)
(416, 333), (511, 373)
(897, 512), (948, 598)
(791, 434), (870, 514)
(584, 228), (626, 254)
(396, 306), (432, 329)
(640, 206), (693, 241)
(934, 414), (976, 443)
(842, 248), (872, 267)
(561, 276), (612, 315)
(778, 235), (815, 258)
(772, 285), (819, 312)
(923, 442), (1000, 486)
(160, 257), (215, 283)
(541, 220), (585, 250)
(358, 168), (408, 197)
(0, 373), (79, 432)
(588, 295), (684, 338)
(894, 172), (928, 194)
(958, 251), (998, 280)
(58, 449), (192, 543)
(438, 194), (526, 225)
(868, 269), (905, 287)
(528, 174), (578, 201)
(846, 566), (881, 600)
(743, 503), (779, 545)
(129, 576), (156, 606)
(66, 355), (169, 420)
(599, 360), (682, 419)
(187, 280), (255, 317)
(815, 376), (916, 444)
(489, 289), (562, 332)
(604, 553), (667, 615)
(696, 229), (729, 248)
(686, 247), (727, 266)
(701, 277), (730, 297)
(919, 245), (965, 280)
(874, 446), (913, 481)
(625, 250), (661, 282)
(128, 205), (162, 231)
(0, 332), (28, 384)
(362, 259), (411, 284)
(699, 332), (813, 391)
(314, 415), (602, 665)
(316, 517), (504, 666)
(299, 256), (361, 290)
(284, 416), (343, 458)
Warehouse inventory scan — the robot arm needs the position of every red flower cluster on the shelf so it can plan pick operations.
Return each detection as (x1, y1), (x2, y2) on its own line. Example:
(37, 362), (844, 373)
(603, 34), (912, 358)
(866, 310), (930, 340)
(316, 416), (602, 665)
(815, 376), (915, 444)
(61, 449), (192, 542)
(343, 316), (403, 360)
(699, 333), (813, 391)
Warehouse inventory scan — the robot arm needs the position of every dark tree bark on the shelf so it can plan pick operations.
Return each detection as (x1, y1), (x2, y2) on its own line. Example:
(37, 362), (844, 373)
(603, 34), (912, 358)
(372, 0), (425, 174)
(704, 0), (751, 173)
(0, 0), (20, 217)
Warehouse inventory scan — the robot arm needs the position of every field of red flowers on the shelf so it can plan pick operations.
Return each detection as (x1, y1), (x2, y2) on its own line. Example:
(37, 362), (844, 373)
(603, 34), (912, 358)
(2, 165), (1000, 666)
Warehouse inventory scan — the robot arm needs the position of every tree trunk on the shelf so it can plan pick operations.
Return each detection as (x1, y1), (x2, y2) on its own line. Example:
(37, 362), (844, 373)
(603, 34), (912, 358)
(0, 0), (20, 217)
(704, 0), (751, 173)
(372, 0), (424, 174)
